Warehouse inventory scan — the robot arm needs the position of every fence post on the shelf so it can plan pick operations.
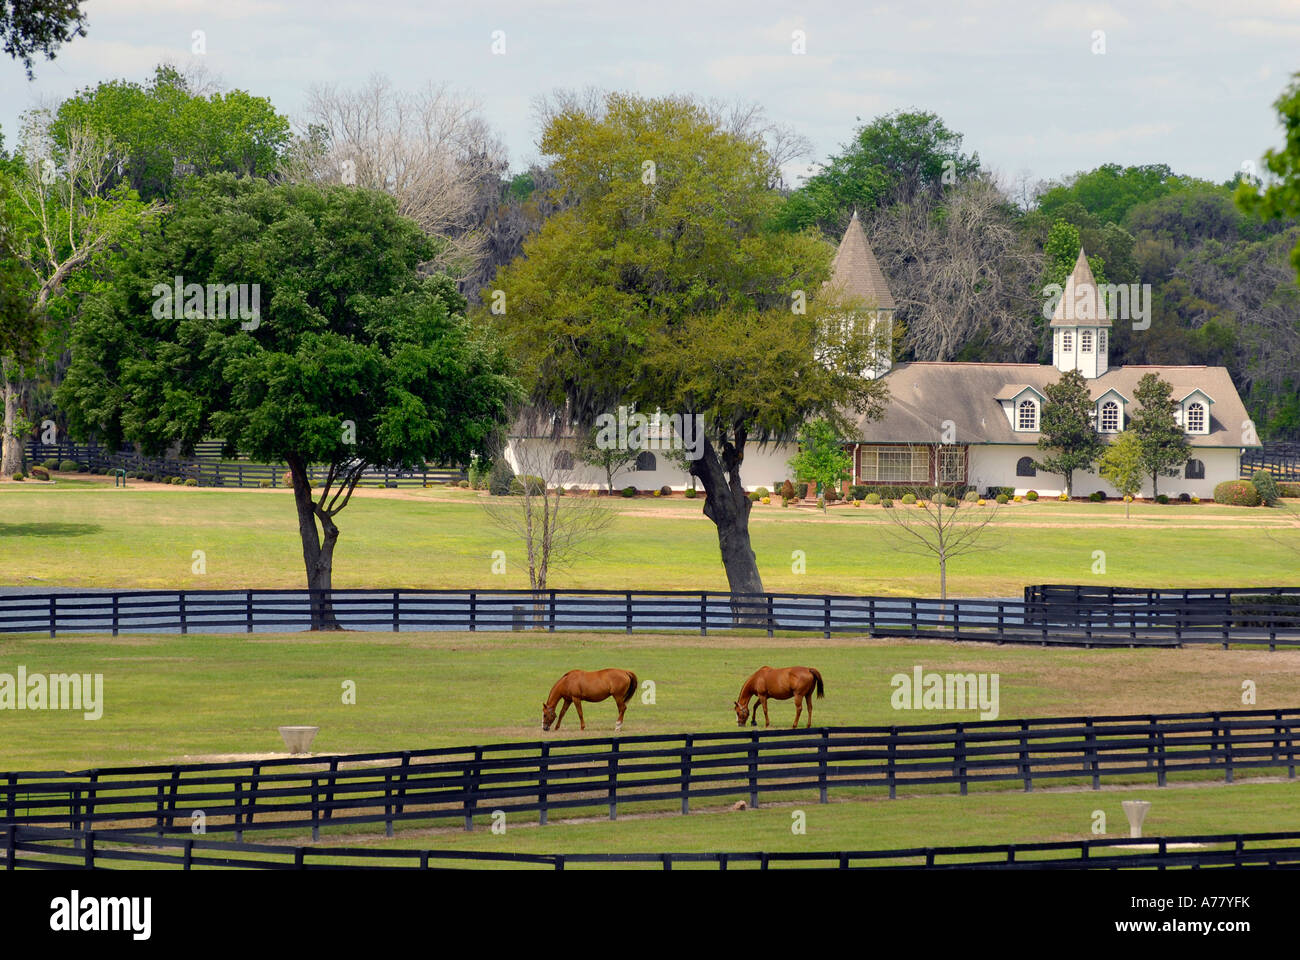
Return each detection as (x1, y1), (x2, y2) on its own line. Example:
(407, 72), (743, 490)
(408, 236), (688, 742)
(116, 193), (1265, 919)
(539, 743), (549, 825)
(1020, 720), (1032, 791)
(1224, 719), (1234, 784)
(246, 590), (253, 633)
(48, 595), (55, 639)
(469, 591), (477, 632)
(608, 740), (619, 821)
(1157, 725), (1167, 787)
(179, 590), (187, 635)
(819, 729), (829, 803)
(549, 590), (556, 633)
(396, 751), (410, 816)
(823, 597), (831, 639)
(324, 759), (338, 821)
(955, 724), (967, 795)
(911, 599), (918, 639)
(464, 747), (481, 831)
(766, 594), (774, 638)
(869, 597), (876, 635)
(385, 772), (395, 838)
(1086, 720), (1099, 790)
(888, 727), (897, 799)
(625, 592), (632, 635)
(393, 591), (400, 632)
(111, 594), (119, 637)
(681, 735), (692, 815)
(953, 601), (960, 641)
(997, 603), (1004, 643)
(311, 777), (320, 842)
(748, 731), (760, 808)
(233, 779), (243, 842)
(700, 593), (707, 636)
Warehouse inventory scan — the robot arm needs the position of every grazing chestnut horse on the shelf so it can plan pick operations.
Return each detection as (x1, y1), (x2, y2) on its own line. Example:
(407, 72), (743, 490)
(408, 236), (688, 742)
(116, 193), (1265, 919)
(542, 669), (638, 732)
(733, 666), (824, 728)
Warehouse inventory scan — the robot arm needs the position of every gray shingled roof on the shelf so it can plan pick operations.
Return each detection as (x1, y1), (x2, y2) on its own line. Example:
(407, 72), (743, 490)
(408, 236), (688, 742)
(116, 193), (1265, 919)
(1050, 248), (1113, 327)
(824, 211), (896, 311)
(848, 362), (1255, 448)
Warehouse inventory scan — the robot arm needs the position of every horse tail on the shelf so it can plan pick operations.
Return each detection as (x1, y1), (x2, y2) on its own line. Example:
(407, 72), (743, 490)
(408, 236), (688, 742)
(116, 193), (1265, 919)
(624, 671), (638, 702)
(810, 668), (824, 699)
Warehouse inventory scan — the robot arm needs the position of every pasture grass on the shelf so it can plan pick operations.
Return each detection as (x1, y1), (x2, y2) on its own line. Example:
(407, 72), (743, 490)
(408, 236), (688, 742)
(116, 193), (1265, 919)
(1, 480), (1298, 596)
(2, 631), (1297, 770)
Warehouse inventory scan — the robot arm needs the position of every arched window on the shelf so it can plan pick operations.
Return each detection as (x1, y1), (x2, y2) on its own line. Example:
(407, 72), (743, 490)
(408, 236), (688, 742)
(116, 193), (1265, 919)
(1017, 399), (1038, 431)
(552, 450), (574, 471)
(1185, 459), (1205, 480)
(1186, 402), (1206, 433)
(1016, 456), (1037, 477)
(1061, 330), (1073, 352)
(1081, 330), (1093, 353)
(1100, 401), (1120, 432)
(635, 451), (656, 472)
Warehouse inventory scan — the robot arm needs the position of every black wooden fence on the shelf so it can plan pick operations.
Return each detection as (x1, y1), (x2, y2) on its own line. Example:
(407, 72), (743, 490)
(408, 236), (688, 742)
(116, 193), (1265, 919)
(1241, 442), (1300, 481)
(23, 441), (464, 489)
(8, 824), (1300, 870)
(4, 587), (1299, 647)
(3, 709), (1295, 842)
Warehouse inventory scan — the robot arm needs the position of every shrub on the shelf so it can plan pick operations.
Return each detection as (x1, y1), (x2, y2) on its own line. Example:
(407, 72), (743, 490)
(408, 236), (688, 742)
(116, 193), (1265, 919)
(901, 493), (916, 504)
(754, 486), (770, 498)
(850, 484), (867, 500)
(488, 460), (515, 496)
(1191, 495), (1200, 504)
(880, 497), (893, 508)
(977, 498), (986, 506)
(621, 485), (637, 498)
(761, 496), (771, 504)
(1088, 491), (1104, 502)
(1123, 494), (1133, 503)
(685, 487), (698, 499)
(185, 478), (198, 487)
(963, 490), (979, 502)
(984, 486), (1014, 500)
(1251, 470), (1281, 507)
(748, 491), (761, 501)
(1213, 480), (1260, 507)
(866, 492), (881, 505)
(458, 479), (470, 488)
(42, 458), (59, 472)
(781, 479), (795, 501)
(1058, 494), (1069, 501)
(58, 459), (78, 473)
(510, 475), (547, 496)
(29, 465), (49, 481)
(660, 485), (671, 497)
(467, 456), (487, 490)
(1025, 490), (1039, 501)
(1155, 493), (1169, 504)
(1176, 492), (1191, 502)
(11, 472), (23, 481)
(944, 495), (959, 507)
(1279, 482), (1300, 498)
(825, 485), (839, 502)
(76, 463), (87, 473)
(259, 479), (272, 488)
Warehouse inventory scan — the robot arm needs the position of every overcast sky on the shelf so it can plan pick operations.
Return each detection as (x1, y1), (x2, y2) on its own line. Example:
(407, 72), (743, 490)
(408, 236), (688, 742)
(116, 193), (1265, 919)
(2, 0), (1298, 191)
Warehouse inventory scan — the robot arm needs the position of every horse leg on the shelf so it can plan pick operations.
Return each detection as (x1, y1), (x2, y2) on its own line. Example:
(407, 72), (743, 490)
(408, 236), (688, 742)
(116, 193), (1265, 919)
(761, 696), (770, 728)
(615, 697), (626, 732)
(804, 689), (813, 728)
(574, 699), (586, 731)
(555, 698), (571, 730)
(792, 693), (803, 729)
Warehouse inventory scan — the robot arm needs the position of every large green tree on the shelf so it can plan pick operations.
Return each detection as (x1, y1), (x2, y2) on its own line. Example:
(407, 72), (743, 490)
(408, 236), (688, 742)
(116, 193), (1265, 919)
(1235, 72), (1300, 284)
(487, 93), (889, 597)
(1035, 370), (1104, 498)
(52, 64), (291, 202)
(1129, 373), (1191, 498)
(59, 176), (519, 625)
(777, 110), (979, 236)
(1, 0), (86, 77)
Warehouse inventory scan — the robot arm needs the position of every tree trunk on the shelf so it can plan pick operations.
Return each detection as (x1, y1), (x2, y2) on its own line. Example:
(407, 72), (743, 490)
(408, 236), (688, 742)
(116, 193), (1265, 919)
(690, 432), (765, 626)
(288, 456), (341, 630)
(1, 362), (23, 478)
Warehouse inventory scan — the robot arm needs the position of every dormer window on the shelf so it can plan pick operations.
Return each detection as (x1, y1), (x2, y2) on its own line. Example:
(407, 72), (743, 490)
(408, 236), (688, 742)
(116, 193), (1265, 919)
(1081, 330), (1093, 353)
(1062, 330), (1073, 352)
(1185, 402), (1206, 434)
(1017, 398), (1038, 431)
(1099, 400), (1120, 432)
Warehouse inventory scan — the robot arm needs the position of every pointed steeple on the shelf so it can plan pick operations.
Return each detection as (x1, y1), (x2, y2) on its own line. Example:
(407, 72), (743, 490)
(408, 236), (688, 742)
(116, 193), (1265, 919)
(826, 210), (895, 310)
(1050, 248), (1111, 327)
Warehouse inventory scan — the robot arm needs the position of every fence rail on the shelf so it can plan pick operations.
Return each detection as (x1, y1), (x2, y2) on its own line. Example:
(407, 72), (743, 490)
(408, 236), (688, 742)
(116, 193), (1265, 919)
(8, 824), (1300, 870)
(23, 441), (464, 489)
(3, 709), (1295, 841)
(3, 587), (1299, 647)
(1241, 442), (1300, 481)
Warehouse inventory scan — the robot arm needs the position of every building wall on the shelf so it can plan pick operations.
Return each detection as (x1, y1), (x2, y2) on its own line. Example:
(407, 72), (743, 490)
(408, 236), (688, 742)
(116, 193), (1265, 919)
(968, 444), (1240, 498)
(503, 438), (798, 492)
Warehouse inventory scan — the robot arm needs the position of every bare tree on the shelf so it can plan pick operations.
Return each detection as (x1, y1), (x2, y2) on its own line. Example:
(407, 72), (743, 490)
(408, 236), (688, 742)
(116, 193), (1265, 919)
(292, 75), (506, 281)
(876, 443), (1003, 604)
(870, 175), (1042, 363)
(482, 439), (616, 595)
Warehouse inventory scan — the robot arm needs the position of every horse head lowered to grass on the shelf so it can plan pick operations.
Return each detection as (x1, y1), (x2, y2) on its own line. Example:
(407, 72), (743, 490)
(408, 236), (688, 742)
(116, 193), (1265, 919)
(733, 665), (824, 728)
(542, 668), (639, 732)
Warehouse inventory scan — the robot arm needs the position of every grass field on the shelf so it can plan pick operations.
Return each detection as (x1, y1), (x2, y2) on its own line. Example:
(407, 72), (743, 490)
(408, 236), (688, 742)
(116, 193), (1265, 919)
(2, 476), (1298, 596)
(3, 630), (1297, 770)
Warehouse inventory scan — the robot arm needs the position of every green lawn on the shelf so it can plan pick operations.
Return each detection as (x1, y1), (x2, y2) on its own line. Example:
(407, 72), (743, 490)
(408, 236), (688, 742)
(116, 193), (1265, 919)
(3, 631), (1296, 770)
(2, 478), (1298, 595)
